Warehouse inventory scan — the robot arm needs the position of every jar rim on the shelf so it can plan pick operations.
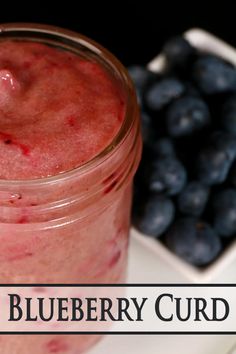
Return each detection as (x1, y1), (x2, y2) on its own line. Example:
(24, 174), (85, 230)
(0, 22), (138, 186)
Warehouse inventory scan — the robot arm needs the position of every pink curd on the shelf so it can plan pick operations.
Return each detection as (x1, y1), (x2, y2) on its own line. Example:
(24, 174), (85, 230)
(0, 40), (125, 179)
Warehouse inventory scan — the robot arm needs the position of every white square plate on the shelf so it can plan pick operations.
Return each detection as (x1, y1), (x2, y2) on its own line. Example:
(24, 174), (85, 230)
(133, 28), (236, 283)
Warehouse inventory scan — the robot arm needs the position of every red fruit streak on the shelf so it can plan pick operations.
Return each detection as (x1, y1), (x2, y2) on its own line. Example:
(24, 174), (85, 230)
(0, 131), (30, 156)
(33, 287), (46, 293)
(46, 339), (69, 353)
(109, 249), (121, 267)
(66, 115), (76, 127)
(102, 172), (116, 184)
(103, 180), (118, 194)
(118, 98), (125, 122)
(18, 216), (28, 224)
(7, 252), (33, 261)
(94, 248), (122, 278)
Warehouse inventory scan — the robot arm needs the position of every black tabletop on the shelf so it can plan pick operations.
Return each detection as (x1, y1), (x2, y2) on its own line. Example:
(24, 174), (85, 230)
(0, 1), (235, 66)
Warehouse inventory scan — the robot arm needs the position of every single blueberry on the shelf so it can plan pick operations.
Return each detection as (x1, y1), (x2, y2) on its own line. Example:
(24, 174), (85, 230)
(222, 93), (236, 136)
(151, 138), (176, 158)
(166, 96), (210, 137)
(178, 181), (209, 216)
(133, 194), (175, 237)
(193, 55), (236, 94)
(145, 77), (185, 111)
(128, 65), (154, 90)
(149, 157), (187, 196)
(165, 218), (221, 266)
(196, 132), (236, 185)
(210, 131), (236, 162)
(212, 189), (236, 237)
(163, 36), (196, 69)
(197, 148), (231, 185)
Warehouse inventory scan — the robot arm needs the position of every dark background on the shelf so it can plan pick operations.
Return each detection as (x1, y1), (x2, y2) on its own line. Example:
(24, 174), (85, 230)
(1, 2), (235, 66)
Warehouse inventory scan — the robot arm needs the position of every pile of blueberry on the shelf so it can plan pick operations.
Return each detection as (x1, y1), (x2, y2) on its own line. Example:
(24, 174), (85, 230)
(130, 36), (236, 267)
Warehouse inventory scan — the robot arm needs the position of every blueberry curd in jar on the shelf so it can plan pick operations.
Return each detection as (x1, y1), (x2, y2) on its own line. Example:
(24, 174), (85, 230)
(0, 23), (141, 353)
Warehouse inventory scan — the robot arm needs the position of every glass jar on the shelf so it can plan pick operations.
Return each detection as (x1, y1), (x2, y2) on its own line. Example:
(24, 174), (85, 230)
(0, 23), (142, 353)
